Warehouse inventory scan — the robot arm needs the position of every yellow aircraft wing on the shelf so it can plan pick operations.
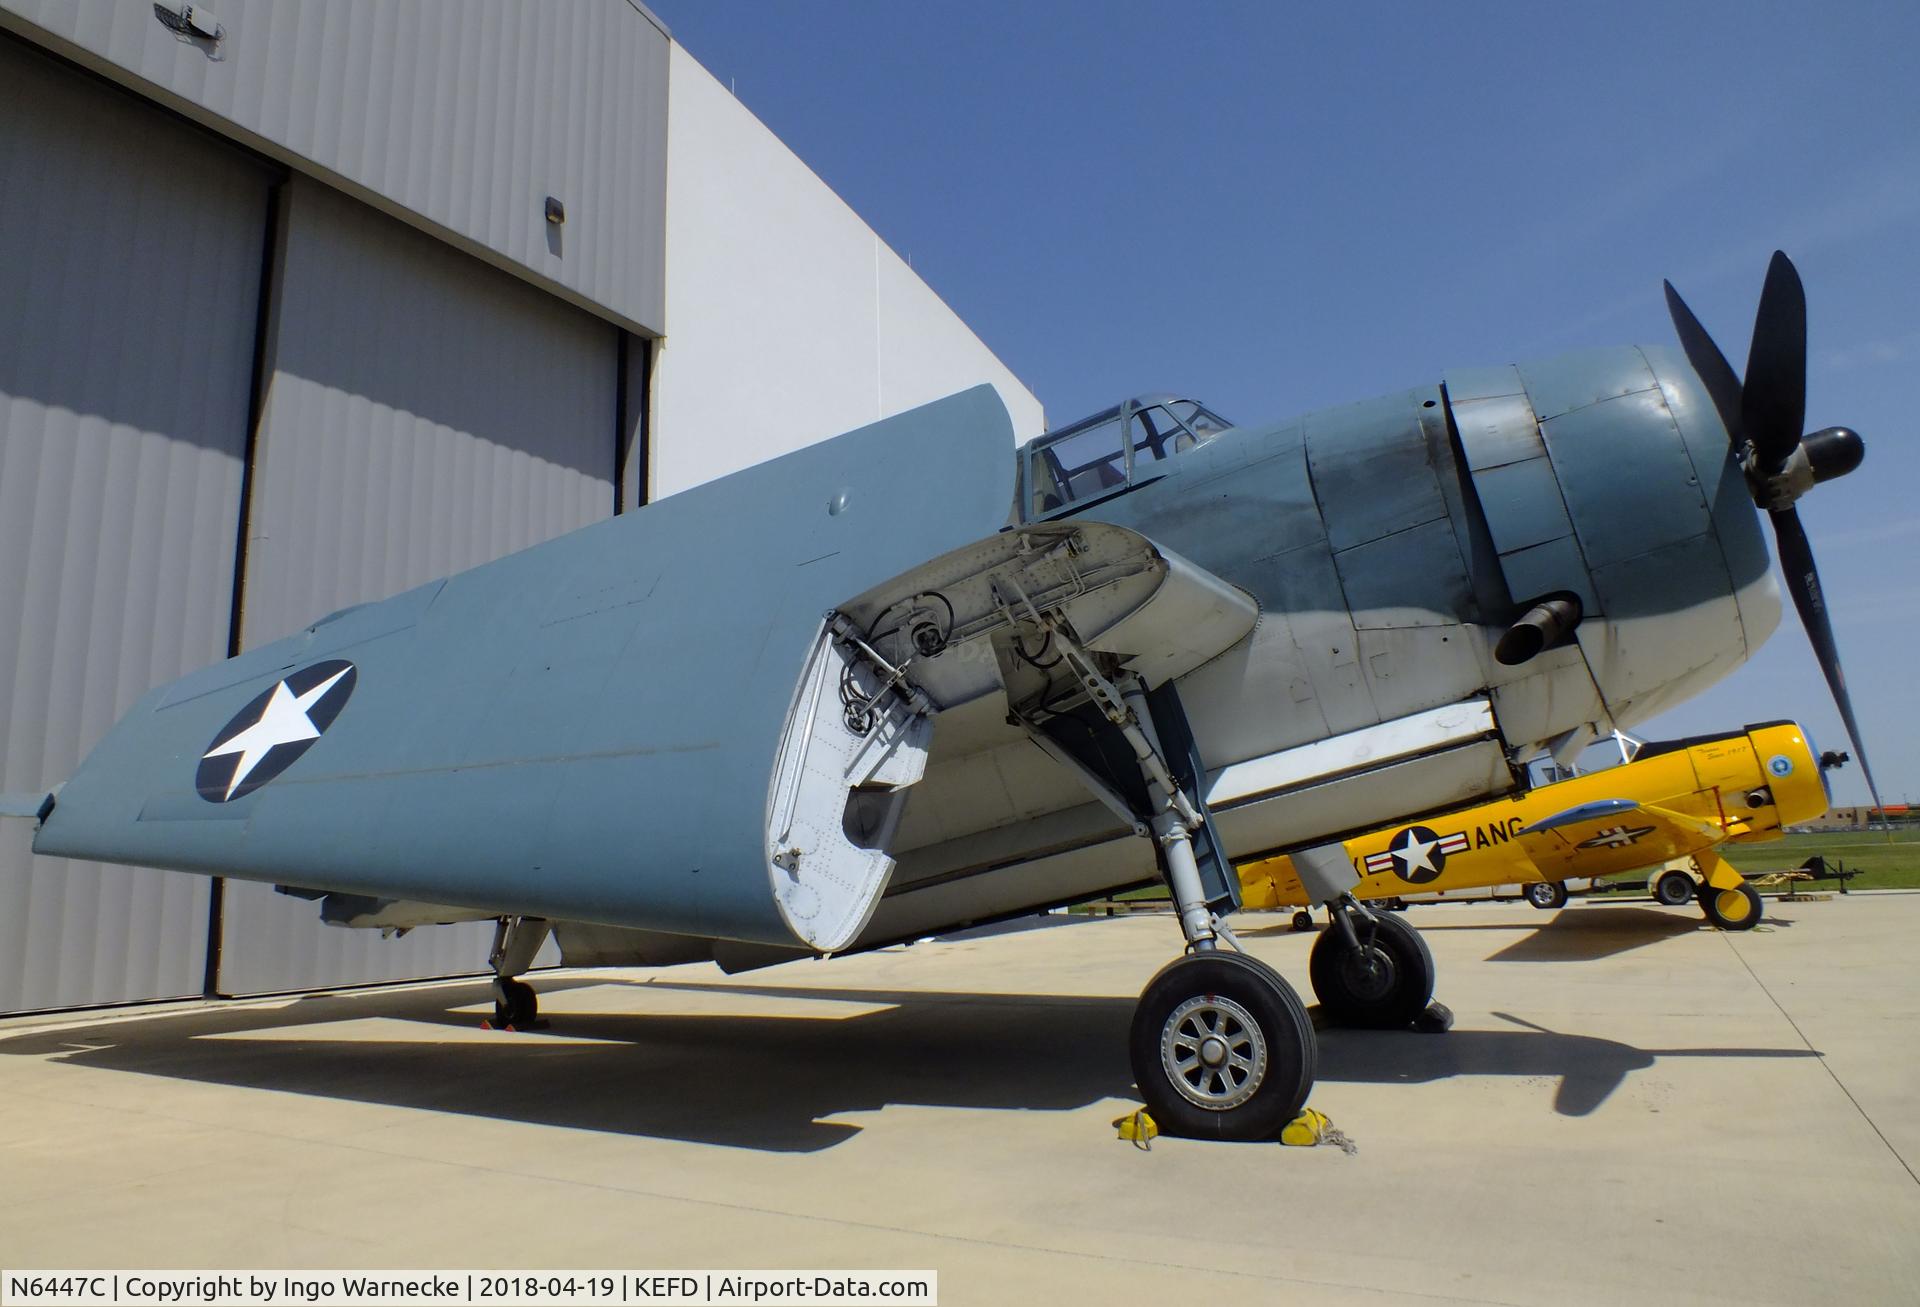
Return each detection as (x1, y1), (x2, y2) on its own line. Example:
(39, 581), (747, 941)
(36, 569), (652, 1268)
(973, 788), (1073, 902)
(1510, 798), (1726, 881)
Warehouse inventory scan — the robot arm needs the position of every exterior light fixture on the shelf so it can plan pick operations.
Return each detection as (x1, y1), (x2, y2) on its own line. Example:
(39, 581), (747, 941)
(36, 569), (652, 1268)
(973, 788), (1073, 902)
(153, 2), (224, 42)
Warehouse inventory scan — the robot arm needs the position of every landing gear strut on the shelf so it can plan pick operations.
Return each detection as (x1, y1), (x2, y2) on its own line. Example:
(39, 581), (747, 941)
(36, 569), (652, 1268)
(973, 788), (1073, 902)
(1010, 602), (1315, 1139)
(485, 916), (551, 1029)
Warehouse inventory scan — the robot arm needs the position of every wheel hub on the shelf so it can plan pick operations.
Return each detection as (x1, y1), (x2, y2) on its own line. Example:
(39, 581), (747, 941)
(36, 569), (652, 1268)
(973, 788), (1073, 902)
(1715, 888), (1753, 922)
(1162, 993), (1268, 1111)
(1339, 946), (1396, 1003)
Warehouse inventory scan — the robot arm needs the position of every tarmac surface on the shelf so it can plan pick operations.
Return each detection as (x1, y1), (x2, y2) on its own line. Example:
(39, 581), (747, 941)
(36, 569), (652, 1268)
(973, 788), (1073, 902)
(3, 893), (1918, 1305)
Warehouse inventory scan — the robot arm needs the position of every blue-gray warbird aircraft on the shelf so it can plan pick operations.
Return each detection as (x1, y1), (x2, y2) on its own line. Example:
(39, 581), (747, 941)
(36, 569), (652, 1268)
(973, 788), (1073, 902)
(7, 253), (1883, 1140)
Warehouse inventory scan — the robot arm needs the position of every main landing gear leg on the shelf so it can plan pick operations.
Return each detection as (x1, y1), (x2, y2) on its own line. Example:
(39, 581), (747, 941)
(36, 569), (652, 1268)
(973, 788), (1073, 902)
(1128, 785), (1317, 1138)
(484, 916), (552, 1030)
(1017, 616), (1315, 1139)
(1309, 894), (1448, 1032)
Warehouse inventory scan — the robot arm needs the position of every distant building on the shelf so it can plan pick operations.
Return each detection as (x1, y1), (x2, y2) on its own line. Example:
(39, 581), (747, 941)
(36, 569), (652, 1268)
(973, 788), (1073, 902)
(1796, 805), (1913, 832)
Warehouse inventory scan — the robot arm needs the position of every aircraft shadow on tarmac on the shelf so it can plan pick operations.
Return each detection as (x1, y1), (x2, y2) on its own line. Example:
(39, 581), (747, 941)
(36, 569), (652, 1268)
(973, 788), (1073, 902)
(1315, 1010), (1816, 1116)
(0, 969), (1820, 1150)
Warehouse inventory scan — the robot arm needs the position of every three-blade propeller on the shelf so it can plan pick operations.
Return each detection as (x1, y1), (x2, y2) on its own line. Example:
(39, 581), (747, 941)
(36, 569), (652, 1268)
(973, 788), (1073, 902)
(1664, 252), (1883, 815)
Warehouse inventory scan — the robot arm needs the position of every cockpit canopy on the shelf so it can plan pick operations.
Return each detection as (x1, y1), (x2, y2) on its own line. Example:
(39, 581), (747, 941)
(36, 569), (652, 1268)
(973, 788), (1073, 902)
(1019, 395), (1233, 520)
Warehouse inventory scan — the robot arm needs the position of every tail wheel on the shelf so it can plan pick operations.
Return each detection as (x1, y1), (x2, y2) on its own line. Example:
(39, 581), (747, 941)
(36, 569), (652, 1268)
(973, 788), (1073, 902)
(491, 977), (538, 1027)
(1129, 951), (1316, 1141)
(1653, 870), (1696, 906)
(1525, 880), (1569, 910)
(1308, 910), (1435, 1028)
(1701, 882), (1763, 931)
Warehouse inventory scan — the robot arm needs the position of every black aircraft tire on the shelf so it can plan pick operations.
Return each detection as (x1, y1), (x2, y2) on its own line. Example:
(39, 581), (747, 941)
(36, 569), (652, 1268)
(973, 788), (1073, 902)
(1701, 882), (1764, 931)
(495, 977), (538, 1026)
(1525, 880), (1570, 910)
(1654, 870), (1696, 906)
(1309, 911), (1436, 1028)
(1291, 910), (1315, 932)
(1129, 951), (1315, 1141)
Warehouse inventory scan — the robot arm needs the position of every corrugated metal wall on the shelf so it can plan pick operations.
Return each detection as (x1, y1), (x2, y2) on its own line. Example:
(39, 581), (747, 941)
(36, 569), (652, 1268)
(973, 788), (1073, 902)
(215, 176), (617, 995)
(0, 13), (1045, 1016)
(0, 0), (671, 335)
(0, 36), (273, 1011)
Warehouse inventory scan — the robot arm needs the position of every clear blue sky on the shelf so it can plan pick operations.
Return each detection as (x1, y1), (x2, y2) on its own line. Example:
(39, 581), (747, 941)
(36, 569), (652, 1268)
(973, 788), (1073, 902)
(650, 1), (1918, 807)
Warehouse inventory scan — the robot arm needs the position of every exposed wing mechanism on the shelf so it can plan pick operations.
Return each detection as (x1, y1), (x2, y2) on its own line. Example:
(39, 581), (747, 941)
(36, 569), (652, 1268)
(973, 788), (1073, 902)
(768, 519), (1258, 950)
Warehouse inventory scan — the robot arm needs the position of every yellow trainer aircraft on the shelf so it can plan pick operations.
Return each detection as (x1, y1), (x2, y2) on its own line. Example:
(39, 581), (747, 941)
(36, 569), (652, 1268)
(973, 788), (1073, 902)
(1239, 721), (1833, 932)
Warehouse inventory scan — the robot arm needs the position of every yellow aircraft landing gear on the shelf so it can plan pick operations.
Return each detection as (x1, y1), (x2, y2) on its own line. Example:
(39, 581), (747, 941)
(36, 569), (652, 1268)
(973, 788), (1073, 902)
(1694, 852), (1763, 931)
(1290, 909), (1315, 932)
(1653, 868), (1696, 906)
(1309, 900), (1438, 1029)
(1525, 880), (1569, 910)
(1699, 881), (1763, 930)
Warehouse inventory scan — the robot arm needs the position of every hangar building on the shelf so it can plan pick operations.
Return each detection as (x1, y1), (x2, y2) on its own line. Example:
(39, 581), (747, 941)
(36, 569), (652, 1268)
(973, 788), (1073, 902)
(0, 0), (1044, 1014)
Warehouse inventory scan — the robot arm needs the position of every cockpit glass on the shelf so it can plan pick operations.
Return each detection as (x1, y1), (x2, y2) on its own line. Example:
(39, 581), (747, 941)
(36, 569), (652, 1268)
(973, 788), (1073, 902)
(1025, 398), (1234, 518)
(1029, 414), (1126, 516)
(1128, 406), (1183, 465)
(1165, 400), (1232, 441)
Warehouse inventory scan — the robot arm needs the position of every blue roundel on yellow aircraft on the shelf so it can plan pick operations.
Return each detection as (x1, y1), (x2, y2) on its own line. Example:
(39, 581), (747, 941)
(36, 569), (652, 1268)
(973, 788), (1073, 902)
(1768, 754), (1795, 778)
(195, 660), (358, 803)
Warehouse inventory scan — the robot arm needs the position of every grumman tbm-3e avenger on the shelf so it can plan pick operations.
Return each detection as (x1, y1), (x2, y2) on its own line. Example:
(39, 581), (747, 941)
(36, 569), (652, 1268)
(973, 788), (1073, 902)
(1238, 720), (1841, 931)
(1, 252), (1885, 1141)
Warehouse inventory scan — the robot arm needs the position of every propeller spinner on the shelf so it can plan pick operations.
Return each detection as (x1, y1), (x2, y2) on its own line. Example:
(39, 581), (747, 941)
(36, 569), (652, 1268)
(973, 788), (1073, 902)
(1664, 252), (1884, 815)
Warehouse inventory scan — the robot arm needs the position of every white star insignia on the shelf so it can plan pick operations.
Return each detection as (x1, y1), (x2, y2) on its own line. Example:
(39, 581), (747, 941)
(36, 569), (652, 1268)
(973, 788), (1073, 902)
(202, 668), (350, 800)
(1393, 832), (1440, 875)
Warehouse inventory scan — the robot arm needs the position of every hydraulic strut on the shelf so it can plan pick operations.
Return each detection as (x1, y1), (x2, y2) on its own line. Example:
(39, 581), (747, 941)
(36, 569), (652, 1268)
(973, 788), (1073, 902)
(1004, 588), (1219, 949)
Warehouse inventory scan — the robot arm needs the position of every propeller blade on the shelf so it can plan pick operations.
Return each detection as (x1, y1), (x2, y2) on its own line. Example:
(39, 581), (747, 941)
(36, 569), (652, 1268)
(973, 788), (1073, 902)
(1741, 251), (1808, 474)
(1769, 505), (1886, 814)
(1664, 280), (1747, 447)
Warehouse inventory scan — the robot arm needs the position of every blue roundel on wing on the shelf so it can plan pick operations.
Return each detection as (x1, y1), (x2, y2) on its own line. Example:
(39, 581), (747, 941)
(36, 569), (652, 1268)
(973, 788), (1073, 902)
(1768, 754), (1794, 778)
(195, 660), (358, 803)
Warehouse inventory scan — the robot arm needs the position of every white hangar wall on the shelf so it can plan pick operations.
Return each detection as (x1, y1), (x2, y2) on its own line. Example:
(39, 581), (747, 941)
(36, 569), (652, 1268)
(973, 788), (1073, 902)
(653, 43), (1044, 497)
(0, 5), (1043, 1015)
